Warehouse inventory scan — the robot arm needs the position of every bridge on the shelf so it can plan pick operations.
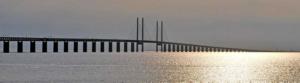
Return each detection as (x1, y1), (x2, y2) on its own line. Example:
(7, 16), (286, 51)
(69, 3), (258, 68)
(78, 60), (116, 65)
(0, 18), (263, 53)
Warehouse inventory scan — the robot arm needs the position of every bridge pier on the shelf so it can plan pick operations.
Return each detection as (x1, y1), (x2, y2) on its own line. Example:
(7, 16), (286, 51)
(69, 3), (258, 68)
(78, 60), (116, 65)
(197, 46), (200, 52)
(221, 49), (225, 52)
(187, 45), (190, 52)
(30, 41), (36, 53)
(17, 41), (23, 53)
(176, 44), (180, 52)
(159, 44), (162, 52)
(163, 44), (167, 52)
(116, 42), (120, 52)
(180, 45), (183, 52)
(74, 41), (78, 52)
(172, 44), (176, 52)
(168, 44), (171, 52)
(211, 48), (215, 52)
(42, 41), (47, 53)
(185, 45), (188, 52)
(184, 45), (187, 52)
(53, 41), (58, 52)
(207, 47), (210, 52)
(216, 48), (219, 52)
(192, 46), (195, 52)
(108, 42), (113, 52)
(202, 47), (206, 52)
(64, 41), (68, 52)
(188, 45), (192, 52)
(83, 41), (87, 52)
(189, 45), (192, 52)
(201, 47), (205, 52)
(136, 43), (139, 52)
(124, 42), (128, 52)
(3, 41), (9, 53)
(92, 41), (96, 52)
(155, 42), (159, 52)
(100, 42), (105, 52)
(193, 46), (197, 52)
(131, 42), (135, 52)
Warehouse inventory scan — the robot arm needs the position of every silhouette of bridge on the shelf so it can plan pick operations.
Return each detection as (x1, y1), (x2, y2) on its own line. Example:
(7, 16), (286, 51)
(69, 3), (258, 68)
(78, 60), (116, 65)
(0, 18), (264, 53)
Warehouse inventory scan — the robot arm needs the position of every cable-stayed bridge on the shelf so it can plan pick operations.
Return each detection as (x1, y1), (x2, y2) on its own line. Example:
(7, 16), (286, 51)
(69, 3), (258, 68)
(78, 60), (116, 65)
(0, 18), (265, 53)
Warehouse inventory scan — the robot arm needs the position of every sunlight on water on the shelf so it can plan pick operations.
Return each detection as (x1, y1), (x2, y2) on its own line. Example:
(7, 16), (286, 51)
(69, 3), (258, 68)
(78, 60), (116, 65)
(0, 52), (299, 82)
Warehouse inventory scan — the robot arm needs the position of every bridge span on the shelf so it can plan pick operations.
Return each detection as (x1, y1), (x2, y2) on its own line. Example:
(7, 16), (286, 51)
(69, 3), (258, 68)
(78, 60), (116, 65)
(0, 37), (261, 53)
(0, 18), (264, 53)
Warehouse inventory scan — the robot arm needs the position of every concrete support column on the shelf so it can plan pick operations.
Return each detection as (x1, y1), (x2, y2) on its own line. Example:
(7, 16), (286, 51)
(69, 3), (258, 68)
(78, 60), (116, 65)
(136, 43), (139, 52)
(160, 44), (163, 52)
(185, 45), (188, 52)
(116, 42), (120, 52)
(30, 41), (36, 53)
(17, 41), (23, 53)
(108, 42), (113, 52)
(172, 44), (176, 52)
(92, 41), (96, 52)
(163, 44), (167, 52)
(64, 41), (68, 52)
(189, 45), (192, 52)
(176, 44), (180, 52)
(42, 41), (47, 53)
(206, 47), (209, 52)
(124, 42), (128, 52)
(53, 41), (58, 53)
(74, 41), (78, 52)
(131, 42), (135, 52)
(3, 41), (9, 53)
(168, 44), (171, 52)
(201, 47), (205, 52)
(181, 45), (184, 52)
(100, 42), (105, 52)
(156, 43), (159, 52)
(83, 41), (87, 52)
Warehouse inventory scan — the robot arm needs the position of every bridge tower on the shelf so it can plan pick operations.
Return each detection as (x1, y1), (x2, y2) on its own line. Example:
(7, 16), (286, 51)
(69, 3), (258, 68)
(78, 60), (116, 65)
(155, 20), (164, 52)
(136, 17), (145, 52)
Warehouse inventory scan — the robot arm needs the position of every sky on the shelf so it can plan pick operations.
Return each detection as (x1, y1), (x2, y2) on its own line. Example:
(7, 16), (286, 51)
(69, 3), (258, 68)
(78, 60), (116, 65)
(0, 0), (300, 51)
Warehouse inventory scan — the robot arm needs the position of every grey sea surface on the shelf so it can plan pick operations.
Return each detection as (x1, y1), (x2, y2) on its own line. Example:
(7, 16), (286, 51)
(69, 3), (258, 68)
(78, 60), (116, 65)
(0, 52), (300, 83)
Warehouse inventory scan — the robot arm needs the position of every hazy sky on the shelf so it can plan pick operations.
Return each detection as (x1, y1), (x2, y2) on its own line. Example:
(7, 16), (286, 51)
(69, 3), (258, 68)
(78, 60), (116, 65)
(1, 0), (300, 51)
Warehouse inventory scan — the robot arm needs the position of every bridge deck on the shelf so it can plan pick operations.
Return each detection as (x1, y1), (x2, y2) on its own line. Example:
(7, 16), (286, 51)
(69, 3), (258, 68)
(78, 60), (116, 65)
(0, 37), (260, 51)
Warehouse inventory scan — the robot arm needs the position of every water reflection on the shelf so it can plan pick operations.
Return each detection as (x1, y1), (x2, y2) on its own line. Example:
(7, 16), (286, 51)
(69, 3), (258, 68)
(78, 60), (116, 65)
(0, 52), (299, 82)
(144, 52), (300, 82)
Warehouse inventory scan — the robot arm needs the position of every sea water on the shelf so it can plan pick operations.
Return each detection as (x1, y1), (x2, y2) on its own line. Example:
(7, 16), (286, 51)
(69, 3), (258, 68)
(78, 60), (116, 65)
(0, 52), (299, 82)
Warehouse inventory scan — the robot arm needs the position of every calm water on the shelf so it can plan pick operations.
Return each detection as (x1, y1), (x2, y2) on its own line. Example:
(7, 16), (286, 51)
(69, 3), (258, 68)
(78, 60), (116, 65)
(0, 52), (299, 82)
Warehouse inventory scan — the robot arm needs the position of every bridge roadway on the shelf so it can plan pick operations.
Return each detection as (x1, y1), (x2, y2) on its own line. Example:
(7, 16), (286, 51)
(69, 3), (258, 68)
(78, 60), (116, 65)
(0, 37), (260, 53)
